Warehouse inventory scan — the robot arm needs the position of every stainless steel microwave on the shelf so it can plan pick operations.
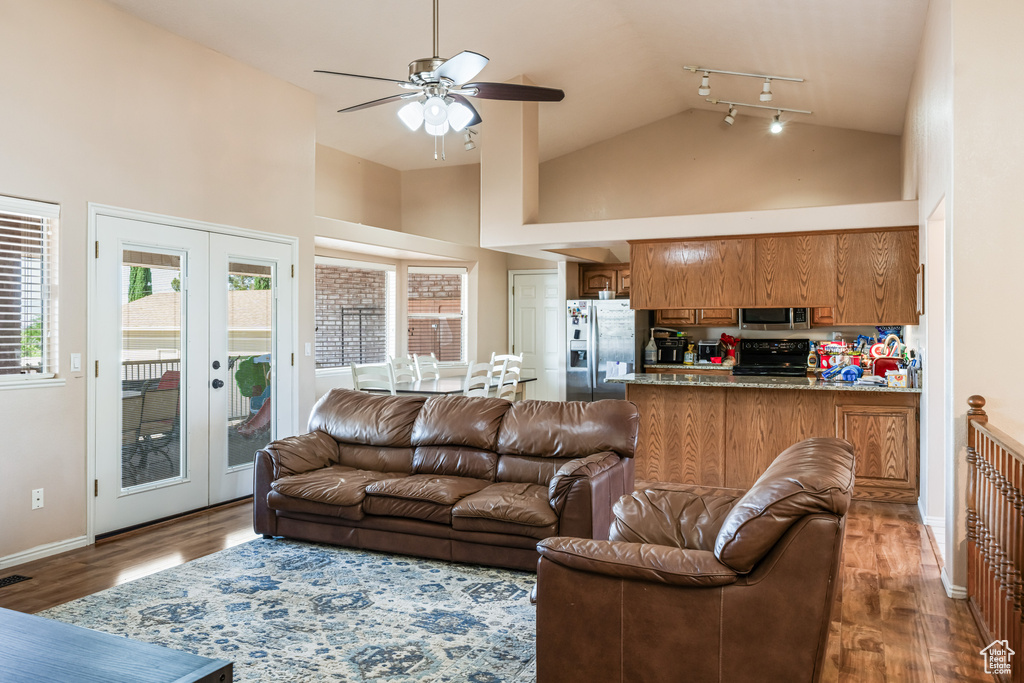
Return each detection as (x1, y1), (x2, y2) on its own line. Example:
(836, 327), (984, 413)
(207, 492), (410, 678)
(739, 307), (810, 330)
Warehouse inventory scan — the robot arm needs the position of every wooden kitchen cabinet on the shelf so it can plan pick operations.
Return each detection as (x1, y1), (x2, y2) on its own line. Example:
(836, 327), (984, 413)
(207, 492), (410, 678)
(835, 228), (919, 324)
(755, 234), (836, 307)
(810, 307), (835, 326)
(630, 238), (756, 309)
(654, 308), (696, 326)
(695, 308), (738, 326)
(579, 263), (629, 298)
(835, 394), (918, 502)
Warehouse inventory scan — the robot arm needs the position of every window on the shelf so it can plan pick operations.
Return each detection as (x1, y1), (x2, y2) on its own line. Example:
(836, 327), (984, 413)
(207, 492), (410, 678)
(407, 266), (466, 363)
(0, 195), (58, 380)
(314, 257), (395, 368)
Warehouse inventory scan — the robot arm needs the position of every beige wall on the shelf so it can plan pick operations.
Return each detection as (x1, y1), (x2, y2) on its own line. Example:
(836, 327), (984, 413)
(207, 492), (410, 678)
(400, 165), (480, 246)
(0, 0), (316, 561)
(315, 143), (402, 230)
(539, 108), (903, 223)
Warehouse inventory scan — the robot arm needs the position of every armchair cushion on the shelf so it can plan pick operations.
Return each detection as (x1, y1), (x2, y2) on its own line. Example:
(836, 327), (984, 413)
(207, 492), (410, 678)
(548, 452), (620, 515)
(264, 431), (339, 478)
(714, 437), (856, 572)
(537, 537), (738, 587)
(610, 487), (738, 551)
(271, 465), (406, 507)
(452, 483), (558, 539)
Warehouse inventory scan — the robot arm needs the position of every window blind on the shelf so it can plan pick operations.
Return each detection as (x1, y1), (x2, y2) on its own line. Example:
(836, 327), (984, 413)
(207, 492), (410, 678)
(0, 196), (58, 378)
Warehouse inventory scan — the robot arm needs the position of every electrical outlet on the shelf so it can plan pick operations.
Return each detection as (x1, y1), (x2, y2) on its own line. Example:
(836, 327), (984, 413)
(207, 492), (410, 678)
(31, 488), (43, 510)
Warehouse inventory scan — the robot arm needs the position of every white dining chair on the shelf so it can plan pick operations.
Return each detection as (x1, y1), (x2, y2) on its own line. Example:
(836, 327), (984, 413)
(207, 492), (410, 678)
(496, 364), (521, 401)
(464, 361), (491, 398)
(350, 362), (396, 395)
(490, 352), (523, 388)
(414, 352), (440, 381)
(389, 355), (417, 384)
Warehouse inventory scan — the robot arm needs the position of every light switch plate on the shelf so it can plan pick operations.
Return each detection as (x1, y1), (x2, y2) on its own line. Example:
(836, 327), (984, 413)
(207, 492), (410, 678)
(70, 353), (81, 372)
(305, 343), (312, 357)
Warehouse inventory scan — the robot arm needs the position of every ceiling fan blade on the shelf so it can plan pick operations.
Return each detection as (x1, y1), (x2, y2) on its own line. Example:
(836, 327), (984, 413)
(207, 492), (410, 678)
(338, 93), (411, 113)
(314, 69), (409, 86)
(435, 51), (489, 85)
(462, 82), (565, 102)
(449, 94), (483, 127)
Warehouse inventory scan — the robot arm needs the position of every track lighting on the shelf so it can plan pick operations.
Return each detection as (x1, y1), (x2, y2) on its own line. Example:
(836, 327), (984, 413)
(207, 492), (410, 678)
(770, 112), (783, 134)
(463, 129), (477, 151)
(760, 79), (773, 102)
(724, 106), (738, 125)
(698, 72), (711, 96)
(706, 98), (812, 132)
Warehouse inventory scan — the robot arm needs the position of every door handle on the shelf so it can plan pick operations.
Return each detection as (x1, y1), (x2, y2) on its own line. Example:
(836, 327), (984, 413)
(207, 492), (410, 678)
(212, 379), (224, 389)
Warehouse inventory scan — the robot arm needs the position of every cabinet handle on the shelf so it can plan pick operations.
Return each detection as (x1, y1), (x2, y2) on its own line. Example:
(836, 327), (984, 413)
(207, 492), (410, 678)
(916, 264), (925, 317)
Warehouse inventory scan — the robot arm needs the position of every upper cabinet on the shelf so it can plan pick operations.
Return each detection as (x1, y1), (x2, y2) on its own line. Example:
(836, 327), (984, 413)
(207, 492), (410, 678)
(631, 228), (920, 325)
(755, 234), (836, 307)
(835, 229), (919, 325)
(578, 263), (630, 299)
(630, 239), (756, 309)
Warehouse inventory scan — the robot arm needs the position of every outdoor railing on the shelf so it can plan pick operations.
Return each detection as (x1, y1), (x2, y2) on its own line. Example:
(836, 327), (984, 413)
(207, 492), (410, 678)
(121, 357), (257, 421)
(966, 394), (1024, 682)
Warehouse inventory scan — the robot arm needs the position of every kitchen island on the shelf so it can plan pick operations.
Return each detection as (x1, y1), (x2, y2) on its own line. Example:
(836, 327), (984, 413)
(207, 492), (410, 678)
(607, 373), (921, 502)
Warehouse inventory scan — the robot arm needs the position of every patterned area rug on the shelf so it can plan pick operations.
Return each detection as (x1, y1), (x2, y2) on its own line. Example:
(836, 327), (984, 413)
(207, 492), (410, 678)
(41, 539), (537, 682)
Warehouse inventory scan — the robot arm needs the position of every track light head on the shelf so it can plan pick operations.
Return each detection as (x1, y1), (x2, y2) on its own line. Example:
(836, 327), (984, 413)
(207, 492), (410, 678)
(463, 128), (477, 151)
(698, 72), (711, 96)
(760, 78), (773, 102)
(724, 106), (737, 125)
(770, 112), (783, 134)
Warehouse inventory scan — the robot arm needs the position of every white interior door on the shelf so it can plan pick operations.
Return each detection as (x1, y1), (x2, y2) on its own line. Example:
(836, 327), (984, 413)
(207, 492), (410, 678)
(512, 272), (560, 401)
(94, 215), (293, 534)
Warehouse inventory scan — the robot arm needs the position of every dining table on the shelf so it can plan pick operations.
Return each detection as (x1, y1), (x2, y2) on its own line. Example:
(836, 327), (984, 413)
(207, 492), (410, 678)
(371, 376), (536, 400)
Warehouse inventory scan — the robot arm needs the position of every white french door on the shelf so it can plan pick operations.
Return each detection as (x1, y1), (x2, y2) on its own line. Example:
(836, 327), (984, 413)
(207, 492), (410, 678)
(94, 215), (293, 534)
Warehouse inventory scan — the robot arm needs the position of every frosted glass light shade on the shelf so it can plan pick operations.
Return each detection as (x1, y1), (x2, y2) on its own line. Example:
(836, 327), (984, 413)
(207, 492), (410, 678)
(423, 96), (448, 126)
(447, 101), (474, 132)
(397, 101), (424, 131)
(424, 120), (450, 136)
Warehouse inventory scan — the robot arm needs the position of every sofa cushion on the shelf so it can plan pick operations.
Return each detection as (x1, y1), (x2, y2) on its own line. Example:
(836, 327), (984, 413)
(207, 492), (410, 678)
(610, 487), (739, 551)
(271, 465), (406, 507)
(363, 474), (491, 525)
(411, 395), (511, 450)
(451, 483), (559, 539)
(413, 446), (498, 480)
(308, 389), (425, 447)
(266, 490), (363, 522)
(496, 454), (573, 486)
(714, 437), (856, 573)
(496, 400), (639, 459)
(338, 444), (414, 473)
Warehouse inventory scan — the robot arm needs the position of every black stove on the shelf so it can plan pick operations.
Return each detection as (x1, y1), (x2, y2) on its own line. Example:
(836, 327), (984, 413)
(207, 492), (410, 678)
(732, 339), (810, 377)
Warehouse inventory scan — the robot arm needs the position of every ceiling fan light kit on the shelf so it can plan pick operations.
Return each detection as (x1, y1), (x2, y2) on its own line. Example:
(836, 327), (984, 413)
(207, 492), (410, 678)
(685, 66), (807, 133)
(316, 0), (565, 159)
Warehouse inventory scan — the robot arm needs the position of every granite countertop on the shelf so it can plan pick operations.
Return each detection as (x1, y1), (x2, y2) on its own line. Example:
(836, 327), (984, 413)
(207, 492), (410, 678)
(645, 363), (732, 371)
(606, 372), (921, 393)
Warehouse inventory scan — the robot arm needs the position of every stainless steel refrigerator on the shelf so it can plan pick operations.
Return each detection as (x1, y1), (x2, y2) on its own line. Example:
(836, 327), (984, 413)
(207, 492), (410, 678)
(566, 299), (639, 401)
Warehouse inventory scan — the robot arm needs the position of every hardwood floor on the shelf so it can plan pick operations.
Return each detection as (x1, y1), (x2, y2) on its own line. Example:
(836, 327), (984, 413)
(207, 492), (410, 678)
(0, 499), (995, 681)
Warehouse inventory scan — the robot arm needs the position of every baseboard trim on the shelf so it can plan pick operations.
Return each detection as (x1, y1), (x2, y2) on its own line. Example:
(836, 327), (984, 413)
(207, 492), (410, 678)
(921, 515), (946, 562)
(941, 566), (968, 599)
(0, 535), (90, 571)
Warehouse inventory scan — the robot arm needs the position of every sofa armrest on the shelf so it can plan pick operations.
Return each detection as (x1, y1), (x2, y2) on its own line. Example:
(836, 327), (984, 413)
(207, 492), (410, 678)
(548, 451), (620, 515)
(537, 537), (737, 587)
(253, 449), (277, 537)
(262, 430), (339, 479)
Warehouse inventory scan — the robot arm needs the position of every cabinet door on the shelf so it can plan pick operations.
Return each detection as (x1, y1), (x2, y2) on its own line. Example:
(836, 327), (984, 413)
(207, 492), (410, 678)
(616, 267), (630, 297)
(579, 266), (617, 298)
(695, 308), (738, 326)
(655, 309), (696, 326)
(835, 402), (918, 502)
(755, 234), (836, 307)
(810, 307), (835, 326)
(630, 239), (755, 308)
(836, 229), (919, 324)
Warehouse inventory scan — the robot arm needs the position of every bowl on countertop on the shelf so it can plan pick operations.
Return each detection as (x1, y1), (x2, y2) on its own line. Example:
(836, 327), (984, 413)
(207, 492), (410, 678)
(598, 290), (614, 300)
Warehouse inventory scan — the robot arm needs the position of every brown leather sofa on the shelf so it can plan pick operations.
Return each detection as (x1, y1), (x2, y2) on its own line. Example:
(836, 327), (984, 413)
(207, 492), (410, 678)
(534, 437), (856, 683)
(254, 389), (638, 571)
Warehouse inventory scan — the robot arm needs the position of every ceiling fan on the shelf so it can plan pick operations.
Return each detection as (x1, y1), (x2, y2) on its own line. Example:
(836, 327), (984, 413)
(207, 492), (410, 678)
(315, 0), (565, 139)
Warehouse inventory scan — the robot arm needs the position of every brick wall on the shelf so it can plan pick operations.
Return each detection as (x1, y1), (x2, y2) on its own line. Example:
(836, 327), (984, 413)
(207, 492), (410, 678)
(315, 264), (388, 368)
(407, 273), (463, 362)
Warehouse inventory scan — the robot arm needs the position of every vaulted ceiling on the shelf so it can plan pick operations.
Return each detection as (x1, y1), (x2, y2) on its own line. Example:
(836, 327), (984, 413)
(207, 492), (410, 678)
(104, 0), (929, 171)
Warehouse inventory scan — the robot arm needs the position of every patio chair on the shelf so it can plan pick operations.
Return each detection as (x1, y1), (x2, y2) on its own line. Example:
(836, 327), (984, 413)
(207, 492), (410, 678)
(414, 352), (440, 380)
(136, 386), (181, 478)
(464, 361), (491, 398)
(350, 362), (396, 395)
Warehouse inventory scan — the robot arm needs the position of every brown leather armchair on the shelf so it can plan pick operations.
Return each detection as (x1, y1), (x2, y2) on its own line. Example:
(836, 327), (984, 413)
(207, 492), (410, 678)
(534, 437), (855, 683)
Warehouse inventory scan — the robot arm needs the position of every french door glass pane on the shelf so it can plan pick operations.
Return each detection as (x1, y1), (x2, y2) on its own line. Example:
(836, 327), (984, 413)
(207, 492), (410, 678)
(120, 250), (183, 488)
(226, 261), (274, 468)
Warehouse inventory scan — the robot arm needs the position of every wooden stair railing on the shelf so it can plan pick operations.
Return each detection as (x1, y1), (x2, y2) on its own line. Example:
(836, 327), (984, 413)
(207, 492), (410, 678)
(967, 394), (1024, 682)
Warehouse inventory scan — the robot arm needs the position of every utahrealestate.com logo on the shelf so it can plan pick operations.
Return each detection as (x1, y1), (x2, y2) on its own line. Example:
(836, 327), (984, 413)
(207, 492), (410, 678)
(981, 640), (1014, 675)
